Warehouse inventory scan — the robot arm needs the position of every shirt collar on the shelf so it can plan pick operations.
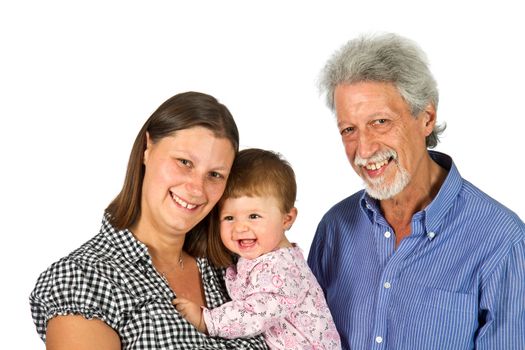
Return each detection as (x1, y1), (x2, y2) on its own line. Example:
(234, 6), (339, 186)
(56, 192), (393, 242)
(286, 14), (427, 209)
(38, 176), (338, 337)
(360, 150), (464, 238)
(100, 214), (151, 264)
(424, 151), (463, 236)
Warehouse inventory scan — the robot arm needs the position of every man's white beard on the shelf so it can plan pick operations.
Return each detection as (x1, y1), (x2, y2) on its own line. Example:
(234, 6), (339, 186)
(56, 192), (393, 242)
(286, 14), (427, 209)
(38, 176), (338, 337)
(354, 149), (411, 200)
(364, 164), (411, 200)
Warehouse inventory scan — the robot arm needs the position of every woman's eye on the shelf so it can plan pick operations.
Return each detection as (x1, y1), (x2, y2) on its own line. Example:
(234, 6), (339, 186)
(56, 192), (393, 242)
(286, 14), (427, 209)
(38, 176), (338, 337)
(209, 171), (224, 179)
(178, 159), (191, 167)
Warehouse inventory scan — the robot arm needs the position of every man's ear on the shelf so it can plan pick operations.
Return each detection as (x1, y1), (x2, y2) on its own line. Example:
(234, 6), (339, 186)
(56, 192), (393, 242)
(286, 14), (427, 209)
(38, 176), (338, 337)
(421, 103), (437, 137)
(283, 207), (298, 231)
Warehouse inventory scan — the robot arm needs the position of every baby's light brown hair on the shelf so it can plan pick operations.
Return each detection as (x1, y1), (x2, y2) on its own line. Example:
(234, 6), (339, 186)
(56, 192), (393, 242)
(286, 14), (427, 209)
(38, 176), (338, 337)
(222, 148), (297, 213)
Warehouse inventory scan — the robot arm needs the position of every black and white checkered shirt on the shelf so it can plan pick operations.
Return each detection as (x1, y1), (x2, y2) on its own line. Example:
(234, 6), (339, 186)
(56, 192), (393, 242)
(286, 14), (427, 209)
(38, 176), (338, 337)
(30, 215), (268, 349)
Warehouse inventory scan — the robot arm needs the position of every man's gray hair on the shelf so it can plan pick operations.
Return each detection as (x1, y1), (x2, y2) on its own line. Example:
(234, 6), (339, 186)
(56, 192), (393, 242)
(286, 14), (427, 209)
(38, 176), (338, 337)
(319, 33), (445, 148)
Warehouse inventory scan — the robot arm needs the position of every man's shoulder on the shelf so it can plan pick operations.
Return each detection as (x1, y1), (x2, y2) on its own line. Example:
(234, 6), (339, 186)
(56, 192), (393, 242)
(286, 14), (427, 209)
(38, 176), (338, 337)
(461, 180), (523, 225)
(325, 190), (366, 215)
(455, 180), (524, 244)
(316, 190), (368, 231)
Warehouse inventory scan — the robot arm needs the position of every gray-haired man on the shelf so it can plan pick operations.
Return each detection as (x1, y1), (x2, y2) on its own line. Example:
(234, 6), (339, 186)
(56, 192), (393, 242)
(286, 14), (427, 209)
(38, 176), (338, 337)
(308, 33), (525, 349)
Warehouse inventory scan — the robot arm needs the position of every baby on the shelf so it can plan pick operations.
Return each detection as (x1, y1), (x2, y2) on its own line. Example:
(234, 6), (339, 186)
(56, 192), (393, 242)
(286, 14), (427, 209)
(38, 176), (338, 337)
(174, 148), (341, 349)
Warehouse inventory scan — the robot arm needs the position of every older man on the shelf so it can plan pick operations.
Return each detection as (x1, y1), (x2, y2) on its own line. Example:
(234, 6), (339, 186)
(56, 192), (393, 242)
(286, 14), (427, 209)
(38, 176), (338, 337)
(307, 33), (524, 349)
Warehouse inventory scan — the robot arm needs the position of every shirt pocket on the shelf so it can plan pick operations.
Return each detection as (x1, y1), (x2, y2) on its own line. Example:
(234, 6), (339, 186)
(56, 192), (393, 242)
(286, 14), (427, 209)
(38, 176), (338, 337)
(397, 284), (478, 350)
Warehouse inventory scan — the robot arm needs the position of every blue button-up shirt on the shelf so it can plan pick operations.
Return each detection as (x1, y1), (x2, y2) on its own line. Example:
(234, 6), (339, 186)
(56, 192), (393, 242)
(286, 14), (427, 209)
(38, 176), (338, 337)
(308, 151), (525, 349)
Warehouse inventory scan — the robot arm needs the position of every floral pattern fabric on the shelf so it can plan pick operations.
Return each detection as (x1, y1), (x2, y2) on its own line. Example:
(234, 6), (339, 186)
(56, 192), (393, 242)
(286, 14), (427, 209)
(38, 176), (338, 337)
(202, 246), (341, 349)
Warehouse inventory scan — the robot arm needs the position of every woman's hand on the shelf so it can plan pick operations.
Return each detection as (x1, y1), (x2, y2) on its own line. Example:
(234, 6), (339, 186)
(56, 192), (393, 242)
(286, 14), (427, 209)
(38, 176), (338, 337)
(173, 297), (208, 334)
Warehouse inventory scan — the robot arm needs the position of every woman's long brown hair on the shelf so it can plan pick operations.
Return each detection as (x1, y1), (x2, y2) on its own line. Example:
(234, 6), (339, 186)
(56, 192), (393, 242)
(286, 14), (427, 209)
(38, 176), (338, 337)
(105, 91), (239, 266)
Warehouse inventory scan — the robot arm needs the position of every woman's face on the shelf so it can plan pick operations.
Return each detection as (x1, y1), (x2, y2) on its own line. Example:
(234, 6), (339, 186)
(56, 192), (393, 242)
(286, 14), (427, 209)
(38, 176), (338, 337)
(139, 126), (235, 237)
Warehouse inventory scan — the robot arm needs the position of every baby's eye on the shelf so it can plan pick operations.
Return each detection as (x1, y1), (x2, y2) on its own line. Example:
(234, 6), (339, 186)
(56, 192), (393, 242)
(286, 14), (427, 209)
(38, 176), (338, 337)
(249, 214), (261, 219)
(222, 216), (234, 221)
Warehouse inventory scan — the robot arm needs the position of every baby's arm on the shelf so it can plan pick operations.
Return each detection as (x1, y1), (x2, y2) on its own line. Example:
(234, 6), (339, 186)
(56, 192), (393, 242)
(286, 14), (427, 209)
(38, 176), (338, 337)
(203, 290), (291, 339)
(172, 297), (207, 334)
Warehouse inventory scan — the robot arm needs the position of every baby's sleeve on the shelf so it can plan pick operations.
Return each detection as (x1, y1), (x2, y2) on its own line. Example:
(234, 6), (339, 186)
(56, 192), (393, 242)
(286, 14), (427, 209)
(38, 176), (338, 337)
(29, 257), (118, 342)
(203, 258), (305, 339)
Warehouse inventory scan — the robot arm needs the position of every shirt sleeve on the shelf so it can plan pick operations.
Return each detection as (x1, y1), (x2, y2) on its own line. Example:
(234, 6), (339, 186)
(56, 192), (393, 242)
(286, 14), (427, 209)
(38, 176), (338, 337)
(476, 238), (525, 348)
(29, 257), (118, 342)
(202, 259), (304, 339)
(307, 219), (331, 294)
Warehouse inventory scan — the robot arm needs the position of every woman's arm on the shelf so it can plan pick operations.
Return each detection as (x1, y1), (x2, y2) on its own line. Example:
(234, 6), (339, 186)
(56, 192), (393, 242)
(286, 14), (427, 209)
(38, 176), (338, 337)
(46, 315), (121, 350)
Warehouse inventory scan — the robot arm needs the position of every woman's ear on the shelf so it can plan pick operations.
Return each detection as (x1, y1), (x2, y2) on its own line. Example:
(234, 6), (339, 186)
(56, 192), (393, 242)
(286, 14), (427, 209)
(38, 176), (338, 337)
(144, 132), (152, 164)
(283, 207), (298, 231)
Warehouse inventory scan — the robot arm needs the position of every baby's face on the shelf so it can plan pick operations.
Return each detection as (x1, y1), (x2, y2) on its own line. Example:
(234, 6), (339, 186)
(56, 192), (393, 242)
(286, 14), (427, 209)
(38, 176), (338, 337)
(219, 195), (293, 260)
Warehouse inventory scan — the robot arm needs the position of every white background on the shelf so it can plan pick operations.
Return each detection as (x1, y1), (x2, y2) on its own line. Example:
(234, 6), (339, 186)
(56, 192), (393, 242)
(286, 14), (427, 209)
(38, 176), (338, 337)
(1, 1), (524, 347)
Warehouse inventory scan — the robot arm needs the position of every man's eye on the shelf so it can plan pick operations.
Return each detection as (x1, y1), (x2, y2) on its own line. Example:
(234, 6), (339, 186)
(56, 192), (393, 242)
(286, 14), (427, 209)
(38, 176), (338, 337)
(340, 126), (354, 136)
(373, 119), (387, 125)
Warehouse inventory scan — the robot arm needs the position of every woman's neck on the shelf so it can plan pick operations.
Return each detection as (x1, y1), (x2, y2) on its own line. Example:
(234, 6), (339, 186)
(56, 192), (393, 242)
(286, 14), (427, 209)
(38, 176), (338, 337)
(130, 219), (186, 263)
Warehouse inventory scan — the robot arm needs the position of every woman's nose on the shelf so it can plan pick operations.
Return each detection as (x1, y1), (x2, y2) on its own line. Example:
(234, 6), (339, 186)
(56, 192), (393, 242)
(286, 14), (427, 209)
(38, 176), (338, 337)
(185, 173), (204, 196)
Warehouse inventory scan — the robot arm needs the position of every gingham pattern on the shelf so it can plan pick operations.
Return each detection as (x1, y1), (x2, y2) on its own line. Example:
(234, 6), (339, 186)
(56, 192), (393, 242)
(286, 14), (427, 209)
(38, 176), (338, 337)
(30, 216), (268, 349)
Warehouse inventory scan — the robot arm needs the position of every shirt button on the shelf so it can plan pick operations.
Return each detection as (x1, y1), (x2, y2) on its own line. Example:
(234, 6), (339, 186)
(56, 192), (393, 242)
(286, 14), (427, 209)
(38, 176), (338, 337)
(375, 336), (383, 344)
(427, 231), (436, 239)
(384, 282), (391, 289)
(384, 231), (391, 238)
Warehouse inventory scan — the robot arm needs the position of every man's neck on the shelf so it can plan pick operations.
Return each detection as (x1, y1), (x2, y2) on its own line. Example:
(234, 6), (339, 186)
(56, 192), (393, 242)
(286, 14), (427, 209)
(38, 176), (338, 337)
(380, 156), (447, 246)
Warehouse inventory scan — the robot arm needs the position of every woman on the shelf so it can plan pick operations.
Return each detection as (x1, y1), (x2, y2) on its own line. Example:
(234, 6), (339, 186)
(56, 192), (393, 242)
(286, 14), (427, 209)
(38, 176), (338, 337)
(30, 92), (268, 349)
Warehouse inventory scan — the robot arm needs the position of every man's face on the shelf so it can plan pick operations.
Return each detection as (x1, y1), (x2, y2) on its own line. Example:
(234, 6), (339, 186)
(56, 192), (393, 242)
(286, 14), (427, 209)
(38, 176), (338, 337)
(334, 81), (434, 200)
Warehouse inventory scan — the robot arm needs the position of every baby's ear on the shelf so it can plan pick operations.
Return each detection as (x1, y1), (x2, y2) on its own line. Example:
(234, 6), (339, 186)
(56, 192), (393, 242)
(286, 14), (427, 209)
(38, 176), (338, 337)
(283, 207), (298, 230)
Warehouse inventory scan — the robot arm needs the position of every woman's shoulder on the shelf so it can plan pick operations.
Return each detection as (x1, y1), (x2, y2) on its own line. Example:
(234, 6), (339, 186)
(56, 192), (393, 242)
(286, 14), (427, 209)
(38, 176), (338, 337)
(30, 215), (151, 299)
(34, 216), (150, 285)
(34, 231), (113, 281)
(30, 230), (119, 294)
(28, 217), (142, 341)
(29, 232), (120, 341)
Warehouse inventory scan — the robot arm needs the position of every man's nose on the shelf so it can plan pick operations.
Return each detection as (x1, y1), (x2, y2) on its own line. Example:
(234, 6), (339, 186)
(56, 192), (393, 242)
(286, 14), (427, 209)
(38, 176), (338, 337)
(356, 130), (379, 160)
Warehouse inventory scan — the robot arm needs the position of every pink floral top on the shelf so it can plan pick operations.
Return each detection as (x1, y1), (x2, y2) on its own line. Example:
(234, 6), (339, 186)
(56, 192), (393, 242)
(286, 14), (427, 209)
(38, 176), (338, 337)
(202, 246), (341, 349)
